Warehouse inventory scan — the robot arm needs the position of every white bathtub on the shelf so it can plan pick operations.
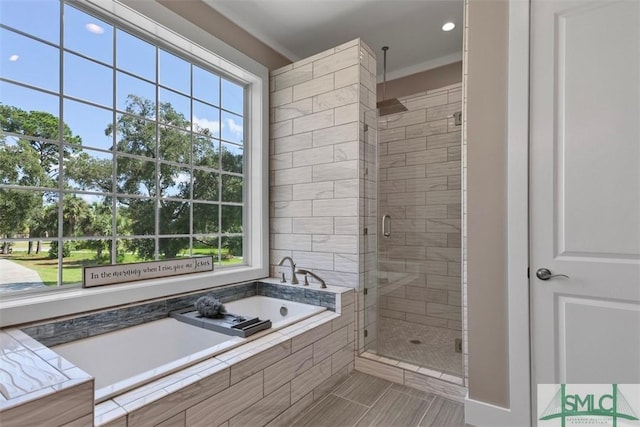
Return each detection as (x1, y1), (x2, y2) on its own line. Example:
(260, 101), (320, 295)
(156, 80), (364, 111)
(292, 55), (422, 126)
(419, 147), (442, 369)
(52, 296), (325, 401)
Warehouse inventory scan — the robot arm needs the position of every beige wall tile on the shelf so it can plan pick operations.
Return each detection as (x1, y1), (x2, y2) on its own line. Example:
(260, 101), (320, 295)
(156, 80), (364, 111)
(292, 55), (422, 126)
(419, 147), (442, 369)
(272, 234), (312, 251)
(387, 137), (427, 155)
(271, 120), (292, 139)
(271, 87), (293, 107)
(312, 326), (348, 363)
(426, 160), (461, 177)
(291, 321), (332, 353)
(403, 371), (466, 402)
(312, 198), (357, 217)
(270, 185), (292, 202)
(379, 127), (406, 143)
(354, 357), (403, 384)
(271, 166), (312, 186)
(427, 103), (460, 122)
(274, 98), (313, 122)
(406, 119), (448, 138)
(186, 372), (263, 427)
(293, 109), (334, 134)
(274, 63), (313, 91)
(313, 85), (358, 112)
(229, 383), (290, 427)
(313, 122), (358, 147)
(312, 235), (357, 254)
(292, 217), (334, 234)
(405, 313), (449, 328)
(334, 141), (359, 162)
(293, 74), (334, 101)
(155, 411), (186, 427)
(290, 357), (331, 403)
(334, 217), (358, 235)
(264, 346), (314, 395)
(427, 274), (462, 291)
(406, 93), (448, 110)
(385, 110), (427, 129)
(405, 148), (449, 166)
(272, 200), (312, 218)
(0, 380), (93, 427)
(334, 253), (358, 273)
(291, 251), (334, 271)
(312, 160), (358, 182)
(313, 46), (359, 78)
(124, 365), (230, 426)
(334, 64), (360, 89)
(272, 133), (312, 154)
(270, 152), (292, 170)
(313, 366), (349, 401)
(334, 103), (359, 125)
(387, 297), (426, 315)
(427, 131), (461, 149)
(292, 145), (334, 168)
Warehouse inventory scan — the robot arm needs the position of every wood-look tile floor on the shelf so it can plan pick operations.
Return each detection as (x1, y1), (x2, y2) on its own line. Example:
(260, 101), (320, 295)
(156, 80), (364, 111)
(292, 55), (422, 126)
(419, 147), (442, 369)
(291, 371), (467, 427)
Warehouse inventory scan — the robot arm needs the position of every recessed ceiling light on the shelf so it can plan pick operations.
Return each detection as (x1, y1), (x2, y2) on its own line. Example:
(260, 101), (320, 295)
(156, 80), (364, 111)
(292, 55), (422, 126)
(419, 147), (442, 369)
(85, 23), (104, 34)
(9, 54), (19, 62)
(442, 22), (455, 32)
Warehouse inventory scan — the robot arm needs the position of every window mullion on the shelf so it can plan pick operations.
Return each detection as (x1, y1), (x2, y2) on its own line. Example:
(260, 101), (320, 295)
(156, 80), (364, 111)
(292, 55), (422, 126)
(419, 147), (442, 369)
(57, 0), (65, 288)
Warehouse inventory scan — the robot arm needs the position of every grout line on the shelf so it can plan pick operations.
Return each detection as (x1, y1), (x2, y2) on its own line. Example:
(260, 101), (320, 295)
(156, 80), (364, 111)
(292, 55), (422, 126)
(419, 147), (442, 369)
(347, 382), (393, 426)
(416, 394), (439, 427)
(390, 384), (437, 403)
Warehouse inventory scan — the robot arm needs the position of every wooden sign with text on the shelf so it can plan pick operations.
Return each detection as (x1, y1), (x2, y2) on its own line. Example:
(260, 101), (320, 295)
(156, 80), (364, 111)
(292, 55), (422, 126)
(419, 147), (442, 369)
(83, 256), (214, 288)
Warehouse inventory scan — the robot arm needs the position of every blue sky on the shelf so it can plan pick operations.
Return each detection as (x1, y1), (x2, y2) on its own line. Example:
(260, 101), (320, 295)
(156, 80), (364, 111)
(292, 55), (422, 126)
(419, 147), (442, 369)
(1, 0), (245, 154)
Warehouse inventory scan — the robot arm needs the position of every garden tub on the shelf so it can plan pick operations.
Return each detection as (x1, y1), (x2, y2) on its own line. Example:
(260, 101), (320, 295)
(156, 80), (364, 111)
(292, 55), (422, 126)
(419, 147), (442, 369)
(52, 296), (325, 401)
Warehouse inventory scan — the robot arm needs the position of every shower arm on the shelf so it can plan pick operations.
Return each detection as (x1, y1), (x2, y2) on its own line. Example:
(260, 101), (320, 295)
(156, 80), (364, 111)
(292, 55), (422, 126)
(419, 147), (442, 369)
(382, 46), (388, 101)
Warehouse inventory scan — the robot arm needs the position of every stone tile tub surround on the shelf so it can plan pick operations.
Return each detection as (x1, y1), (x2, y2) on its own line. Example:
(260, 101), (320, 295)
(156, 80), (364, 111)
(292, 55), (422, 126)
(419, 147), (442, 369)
(21, 280), (336, 348)
(0, 283), (354, 426)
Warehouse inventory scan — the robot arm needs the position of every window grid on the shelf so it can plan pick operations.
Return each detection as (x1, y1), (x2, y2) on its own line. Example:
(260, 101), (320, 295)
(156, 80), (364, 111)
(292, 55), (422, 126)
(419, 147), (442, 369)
(0, 0), (246, 289)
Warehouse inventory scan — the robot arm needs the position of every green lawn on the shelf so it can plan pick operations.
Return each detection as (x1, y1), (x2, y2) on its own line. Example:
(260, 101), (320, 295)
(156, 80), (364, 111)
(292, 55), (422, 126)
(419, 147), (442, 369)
(6, 247), (243, 287)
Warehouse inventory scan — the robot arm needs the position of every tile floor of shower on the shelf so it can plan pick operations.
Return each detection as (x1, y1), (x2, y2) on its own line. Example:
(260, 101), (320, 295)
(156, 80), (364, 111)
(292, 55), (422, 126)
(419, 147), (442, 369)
(376, 318), (463, 377)
(291, 371), (467, 426)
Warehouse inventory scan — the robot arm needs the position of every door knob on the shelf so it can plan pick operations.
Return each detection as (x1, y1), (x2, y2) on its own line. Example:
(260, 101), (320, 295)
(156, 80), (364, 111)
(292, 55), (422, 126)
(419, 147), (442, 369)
(536, 268), (569, 281)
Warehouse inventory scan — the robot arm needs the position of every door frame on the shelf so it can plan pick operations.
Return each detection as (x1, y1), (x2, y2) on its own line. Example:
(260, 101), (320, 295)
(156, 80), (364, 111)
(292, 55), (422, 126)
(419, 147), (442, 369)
(463, 0), (532, 425)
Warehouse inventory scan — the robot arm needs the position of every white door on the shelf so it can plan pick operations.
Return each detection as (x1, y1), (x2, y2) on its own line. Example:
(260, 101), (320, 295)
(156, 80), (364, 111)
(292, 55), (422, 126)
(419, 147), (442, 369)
(530, 0), (640, 389)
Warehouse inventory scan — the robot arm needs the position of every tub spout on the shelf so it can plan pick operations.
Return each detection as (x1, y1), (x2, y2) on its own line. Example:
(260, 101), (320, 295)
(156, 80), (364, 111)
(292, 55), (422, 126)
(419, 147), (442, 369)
(276, 256), (299, 284)
(295, 269), (327, 289)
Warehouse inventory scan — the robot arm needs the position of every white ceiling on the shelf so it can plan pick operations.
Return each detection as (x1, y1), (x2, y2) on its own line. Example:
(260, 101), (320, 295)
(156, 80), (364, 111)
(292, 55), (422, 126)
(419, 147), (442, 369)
(203, 0), (464, 81)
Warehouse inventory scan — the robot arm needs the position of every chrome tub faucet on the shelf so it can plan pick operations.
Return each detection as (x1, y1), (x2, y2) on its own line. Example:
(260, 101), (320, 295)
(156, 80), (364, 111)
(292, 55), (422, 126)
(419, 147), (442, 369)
(277, 256), (298, 284)
(295, 269), (327, 289)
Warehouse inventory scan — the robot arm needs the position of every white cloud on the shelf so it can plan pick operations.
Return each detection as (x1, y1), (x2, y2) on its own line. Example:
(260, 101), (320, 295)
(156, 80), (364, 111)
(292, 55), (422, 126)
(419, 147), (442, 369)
(85, 23), (105, 35)
(225, 117), (243, 138)
(193, 116), (220, 136)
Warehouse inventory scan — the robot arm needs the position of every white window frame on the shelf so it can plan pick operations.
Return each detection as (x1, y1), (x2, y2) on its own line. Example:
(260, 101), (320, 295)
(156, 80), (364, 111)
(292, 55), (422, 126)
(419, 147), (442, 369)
(0, 0), (269, 327)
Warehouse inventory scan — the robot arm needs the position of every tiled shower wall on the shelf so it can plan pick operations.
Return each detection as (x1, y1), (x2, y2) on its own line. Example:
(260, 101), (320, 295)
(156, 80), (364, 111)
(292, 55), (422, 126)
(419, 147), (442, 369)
(268, 39), (377, 296)
(377, 84), (463, 333)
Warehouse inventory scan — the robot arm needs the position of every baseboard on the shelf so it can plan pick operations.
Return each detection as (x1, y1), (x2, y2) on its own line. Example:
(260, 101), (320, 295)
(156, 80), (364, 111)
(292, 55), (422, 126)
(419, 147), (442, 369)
(464, 395), (527, 426)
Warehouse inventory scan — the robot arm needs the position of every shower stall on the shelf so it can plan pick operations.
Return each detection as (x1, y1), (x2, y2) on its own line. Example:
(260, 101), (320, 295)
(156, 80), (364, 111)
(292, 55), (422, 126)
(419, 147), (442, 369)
(363, 84), (464, 381)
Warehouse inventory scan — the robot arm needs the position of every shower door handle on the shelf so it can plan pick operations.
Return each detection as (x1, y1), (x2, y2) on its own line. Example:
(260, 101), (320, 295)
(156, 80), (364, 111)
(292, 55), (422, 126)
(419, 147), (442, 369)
(382, 214), (391, 237)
